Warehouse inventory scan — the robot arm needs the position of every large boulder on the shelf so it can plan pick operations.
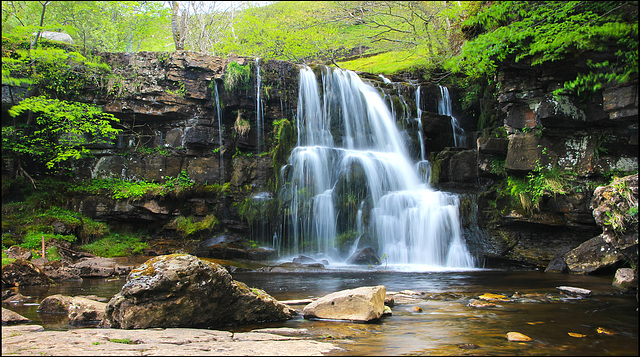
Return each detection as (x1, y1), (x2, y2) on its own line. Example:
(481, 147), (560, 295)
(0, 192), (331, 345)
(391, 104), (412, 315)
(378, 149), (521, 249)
(302, 285), (386, 322)
(562, 173), (638, 274)
(346, 247), (380, 265)
(104, 254), (296, 329)
(38, 294), (107, 326)
(1, 259), (54, 287)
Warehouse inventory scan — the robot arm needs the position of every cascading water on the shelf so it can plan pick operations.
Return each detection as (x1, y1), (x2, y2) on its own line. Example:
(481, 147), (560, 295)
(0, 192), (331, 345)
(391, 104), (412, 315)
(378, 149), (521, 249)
(277, 65), (475, 269)
(438, 85), (467, 148)
(213, 82), (225, 180)
(255, 58), (265, 153)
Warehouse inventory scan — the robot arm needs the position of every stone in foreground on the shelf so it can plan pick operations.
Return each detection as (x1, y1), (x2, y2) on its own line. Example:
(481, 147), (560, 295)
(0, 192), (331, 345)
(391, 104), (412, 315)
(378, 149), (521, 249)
(38, 294), (107, 326)
(302, 285), (386, 322)
(105, 254), (296, 329)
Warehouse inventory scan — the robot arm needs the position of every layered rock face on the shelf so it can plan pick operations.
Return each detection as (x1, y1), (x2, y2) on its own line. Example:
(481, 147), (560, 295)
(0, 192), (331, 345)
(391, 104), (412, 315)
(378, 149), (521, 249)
(104, 254), (296, 329)
(432, 53), (638, 269)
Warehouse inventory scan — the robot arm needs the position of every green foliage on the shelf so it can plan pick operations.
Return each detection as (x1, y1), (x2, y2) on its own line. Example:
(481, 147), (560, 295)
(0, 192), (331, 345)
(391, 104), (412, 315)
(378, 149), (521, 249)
(71, 171), (194, 201)
(5, 96), (120, 173)
(447, 1), (638, 96)
(20, 231), (76, 250)
(224, 62), (251, 92)
(80, 233), (149, 257)
(2, 1), (171, 53)
(171, 214), (219, 238)
(270, 118), (296, 190)
(2, 41), (112, 100)
(503, 165), (576, 215)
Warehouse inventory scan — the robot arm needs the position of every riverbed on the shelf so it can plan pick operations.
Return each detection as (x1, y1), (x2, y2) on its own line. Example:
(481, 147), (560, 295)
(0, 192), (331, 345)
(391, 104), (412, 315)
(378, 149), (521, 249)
(4, 265), (638, 356)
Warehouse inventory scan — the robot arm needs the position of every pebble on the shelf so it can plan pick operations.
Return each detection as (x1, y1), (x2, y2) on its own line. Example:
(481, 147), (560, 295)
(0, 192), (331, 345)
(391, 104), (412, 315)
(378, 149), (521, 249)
(506, 332), (532, 342)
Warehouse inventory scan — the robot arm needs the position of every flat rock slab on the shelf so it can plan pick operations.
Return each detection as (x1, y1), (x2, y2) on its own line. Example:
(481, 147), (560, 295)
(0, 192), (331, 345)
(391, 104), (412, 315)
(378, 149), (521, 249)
(2, 325), (342, 356)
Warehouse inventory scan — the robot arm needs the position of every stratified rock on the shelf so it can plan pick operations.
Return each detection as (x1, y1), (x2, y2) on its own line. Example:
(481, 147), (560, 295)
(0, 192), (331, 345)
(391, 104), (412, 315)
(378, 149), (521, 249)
(612, 268), (637, 290)
(1, 259), (54, 287)
(38, 294), (107, 326)
(104, 254), (296, 329)
(346, 247), (380, 265)
(2, 308), (30, 325)
(302, 285), (386, 322)
(505, 132), (541, 172)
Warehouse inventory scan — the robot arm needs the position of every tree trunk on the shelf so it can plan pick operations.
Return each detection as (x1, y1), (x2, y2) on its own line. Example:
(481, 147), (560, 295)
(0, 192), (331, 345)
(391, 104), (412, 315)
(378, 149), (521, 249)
(171, 1), (185, 50)
(33, 1), (51, 50)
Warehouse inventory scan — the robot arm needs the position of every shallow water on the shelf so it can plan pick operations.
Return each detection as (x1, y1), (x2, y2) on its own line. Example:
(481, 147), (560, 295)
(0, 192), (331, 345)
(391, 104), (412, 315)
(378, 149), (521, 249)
(4, 266), (638, 356)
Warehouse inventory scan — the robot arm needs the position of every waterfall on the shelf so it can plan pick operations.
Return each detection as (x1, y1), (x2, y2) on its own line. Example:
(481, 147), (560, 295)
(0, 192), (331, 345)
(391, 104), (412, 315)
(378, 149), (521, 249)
(438, 85), (467, 148)
(277, 65), (475, 269)
(213, 82), (224, 181)
(255, 58), (264, 153)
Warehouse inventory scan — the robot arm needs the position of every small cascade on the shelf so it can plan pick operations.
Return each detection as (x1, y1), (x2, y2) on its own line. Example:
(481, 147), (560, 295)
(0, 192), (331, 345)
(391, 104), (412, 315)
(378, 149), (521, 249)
(255, 58), (265, 153)
(213, 82), (225, 181)
(438, 85), (467, 148)
(277, 65), (475, 269)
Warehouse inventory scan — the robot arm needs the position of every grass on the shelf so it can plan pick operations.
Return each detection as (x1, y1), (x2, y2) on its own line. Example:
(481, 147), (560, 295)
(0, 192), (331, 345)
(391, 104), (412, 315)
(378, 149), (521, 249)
(79, 233), (149, 257)
(337, 50), (431, 75)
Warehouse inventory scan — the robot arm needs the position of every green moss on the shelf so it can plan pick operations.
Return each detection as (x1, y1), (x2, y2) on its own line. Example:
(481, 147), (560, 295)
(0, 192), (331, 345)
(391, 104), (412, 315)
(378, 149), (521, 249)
(270, 118), (296, 191)
(224, 62), (251, 92)
(170, 214), (219, 238)
(80, 233), (149, 257)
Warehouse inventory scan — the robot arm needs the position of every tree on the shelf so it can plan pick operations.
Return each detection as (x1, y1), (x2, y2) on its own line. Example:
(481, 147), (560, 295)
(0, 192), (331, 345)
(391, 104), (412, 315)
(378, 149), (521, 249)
(445, 1), (638, 96)
(4, 96), (121, 187)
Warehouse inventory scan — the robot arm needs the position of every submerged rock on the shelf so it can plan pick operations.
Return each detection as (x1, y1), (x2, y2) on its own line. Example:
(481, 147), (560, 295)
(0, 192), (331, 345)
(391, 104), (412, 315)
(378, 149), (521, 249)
(302, 285), (386, 322)
(104, 254), (296, 329)
(506, 331), (532, 342)
(556, 286), (591, 296)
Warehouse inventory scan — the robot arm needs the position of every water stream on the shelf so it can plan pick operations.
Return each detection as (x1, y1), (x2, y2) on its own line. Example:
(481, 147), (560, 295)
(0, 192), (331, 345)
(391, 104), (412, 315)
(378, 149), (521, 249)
(277, 66), (474, 268)
(6, 267), (637, 356)
(438, 85), (467, 148)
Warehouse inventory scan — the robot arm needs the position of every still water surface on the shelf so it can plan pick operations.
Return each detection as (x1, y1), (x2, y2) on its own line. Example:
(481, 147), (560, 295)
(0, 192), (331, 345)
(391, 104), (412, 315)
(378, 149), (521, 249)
(5, 266), (638, 356)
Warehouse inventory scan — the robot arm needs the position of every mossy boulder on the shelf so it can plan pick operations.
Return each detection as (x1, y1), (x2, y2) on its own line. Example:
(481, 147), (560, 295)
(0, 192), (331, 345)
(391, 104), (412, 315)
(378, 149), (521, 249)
(104, 254), (296, 329)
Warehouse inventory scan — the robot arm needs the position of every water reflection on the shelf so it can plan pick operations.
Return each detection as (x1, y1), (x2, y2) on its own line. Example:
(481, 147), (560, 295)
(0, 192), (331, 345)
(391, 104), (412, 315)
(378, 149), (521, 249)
(4, 270), (637, 356)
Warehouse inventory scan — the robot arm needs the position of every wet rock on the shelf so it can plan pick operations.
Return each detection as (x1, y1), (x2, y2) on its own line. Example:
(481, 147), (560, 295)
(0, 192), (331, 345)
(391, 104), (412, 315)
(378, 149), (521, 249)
(410, 306), (423, 312)
(38, 294), (107, 326)
(292, 255), (316, 264)
(41, 261), (82, 282)
(596, 327), (616, 335)
(506, 331), (532, 342)
(448, 150), (478, 183)
(2, 292), (29, 304)
(556, 286), (591, 296)
(568, 332), (586, 338)
(105, 254), (296, 329)
(468, 300), (497, 308)
(478, 293), (509, 301)
(302, 285), (386, 322)
(70, 257), (133, 278)
(2, 308), (30, 325)
(383, 305), (392, 316)
(346, 247), (380, 265)
(458, 343), (480, 349)
(612, 268), (637, 290)
(1, 259), (54, 287)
